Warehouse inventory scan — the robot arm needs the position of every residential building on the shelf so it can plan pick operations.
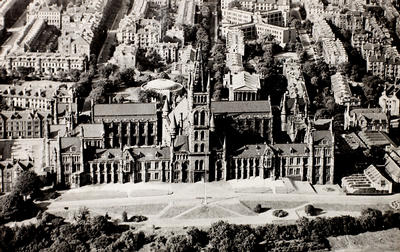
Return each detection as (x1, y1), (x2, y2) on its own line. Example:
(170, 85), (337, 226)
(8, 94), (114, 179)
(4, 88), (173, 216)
(155, 42), (179, 63)
(312, 19), (335, 41)
(26, 1), (62, 28)
(108, 44), (137, 69)
(4, 52), (87, 75)
(379, 85), (400, 116)
(331, 73), (359, 105)
(322, 39), (348, 66)
(58, 32), (91, 57)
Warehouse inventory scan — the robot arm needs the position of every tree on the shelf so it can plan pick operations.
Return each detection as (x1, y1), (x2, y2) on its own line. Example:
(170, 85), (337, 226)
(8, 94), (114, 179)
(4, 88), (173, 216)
(118, 67), (135, 86)
(228, 0), (242, 8)
(13, 171), (42, 200)
(122, 211), (128, 222)
(362, 75), (384, 106)
(305, 205), (315, 216)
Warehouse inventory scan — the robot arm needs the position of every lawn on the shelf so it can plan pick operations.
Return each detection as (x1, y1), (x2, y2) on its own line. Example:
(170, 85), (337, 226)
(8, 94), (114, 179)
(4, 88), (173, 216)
(328, 228), (400, 251)
(178, 205), (236, 219)
(312, 203), (393, 212)
(98, 203), (168, 216)
(218, 203), (257, 216)
(58, 190), (128, 201)
(240, 201), (307, 211)
(160, 205), (196, 218)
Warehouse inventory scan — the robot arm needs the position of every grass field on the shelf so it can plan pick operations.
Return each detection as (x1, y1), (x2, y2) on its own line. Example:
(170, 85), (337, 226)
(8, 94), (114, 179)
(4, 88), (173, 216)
(218, 203), (257, 216)
(178, 205), (236, 219)
(97, 203), (168, 216)
(328, 228), (400, 251)
(313, 203), (393, 212)
(58, 191), (128, 201)
(160, 205), (196, 218)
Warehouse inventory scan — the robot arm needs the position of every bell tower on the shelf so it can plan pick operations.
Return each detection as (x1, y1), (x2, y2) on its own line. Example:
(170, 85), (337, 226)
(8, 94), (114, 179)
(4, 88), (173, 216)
(187, 45), (213, 182)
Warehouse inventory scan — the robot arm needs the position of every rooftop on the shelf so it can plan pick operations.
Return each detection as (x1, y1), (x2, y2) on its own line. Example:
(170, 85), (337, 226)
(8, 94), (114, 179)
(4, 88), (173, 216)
(211, 100), (271, 114)
(93, 103), (157, 117)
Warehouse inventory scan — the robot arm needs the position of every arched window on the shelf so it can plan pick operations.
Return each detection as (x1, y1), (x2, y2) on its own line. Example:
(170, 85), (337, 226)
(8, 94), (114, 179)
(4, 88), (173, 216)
(194, 144), (198, 152)
(195, 160), (199, 170)
(200, 143), (205, 152)
(199, 160), (204, 170)
(200, 111), (206, 125)
(194, 131), (198, 140)
(200, 131), (205, 140)
(194, 111), (199, 125)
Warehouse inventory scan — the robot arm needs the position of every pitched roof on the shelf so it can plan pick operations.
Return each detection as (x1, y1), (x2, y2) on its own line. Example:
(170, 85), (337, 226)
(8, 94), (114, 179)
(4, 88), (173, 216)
(78, 124), (104, 138)
(357, 131), (391, 147)
(312, 130), (333, 145)
(60, 137), (81, 152)
(93, 103), (157, 117)
(211, 100), (271, 114)
(273, 143), (309, 155)
(232, 144), (267, 158)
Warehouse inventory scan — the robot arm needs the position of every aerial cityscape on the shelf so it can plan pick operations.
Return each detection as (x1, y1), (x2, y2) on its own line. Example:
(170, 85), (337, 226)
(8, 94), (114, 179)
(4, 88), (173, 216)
(0, 0), (399, 250)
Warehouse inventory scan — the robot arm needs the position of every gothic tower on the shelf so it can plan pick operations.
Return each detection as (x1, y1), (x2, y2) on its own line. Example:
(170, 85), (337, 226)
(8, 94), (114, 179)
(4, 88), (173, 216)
(187, 46), (212, 182)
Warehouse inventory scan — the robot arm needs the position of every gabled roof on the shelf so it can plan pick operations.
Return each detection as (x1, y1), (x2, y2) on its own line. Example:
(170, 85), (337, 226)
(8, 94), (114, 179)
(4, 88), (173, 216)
(93, 103), (157, 117)
(232, 144), (268, 158)
(211, 100), (271, 114)
(312, 130), (333, 145)
(77, 124), (104, 138)
(273, 143), (309, 155)
(60, 137), (81, 152)
(174, 135), (189, 152)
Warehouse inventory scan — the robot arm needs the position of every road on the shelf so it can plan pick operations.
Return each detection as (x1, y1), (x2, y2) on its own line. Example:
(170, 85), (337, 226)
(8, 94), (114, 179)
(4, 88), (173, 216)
(97, 0), (127, 65)
(0, 10), (26, 56)
(299, 29), (317, 61)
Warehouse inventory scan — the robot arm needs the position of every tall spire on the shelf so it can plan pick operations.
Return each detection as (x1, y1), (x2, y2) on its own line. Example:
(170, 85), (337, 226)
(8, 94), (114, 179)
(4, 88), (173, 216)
(170, 115), (177, 139)
(162, 98), (169, 117)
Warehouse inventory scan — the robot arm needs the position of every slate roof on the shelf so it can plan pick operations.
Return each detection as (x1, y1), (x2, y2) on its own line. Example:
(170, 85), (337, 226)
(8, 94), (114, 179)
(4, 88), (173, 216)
(93, 103), (157, 117)
(50, 124), (68, 138)
(174, 135), (189, 152)
(211, 100), (271, 114)
(78, 124), (104, 138)
(273, 143), (309, 155)
(312, 130), (333, 145)
(60, 137), (81, 152)
(0, 110), (51, 121)
(231, 144), (267, 158)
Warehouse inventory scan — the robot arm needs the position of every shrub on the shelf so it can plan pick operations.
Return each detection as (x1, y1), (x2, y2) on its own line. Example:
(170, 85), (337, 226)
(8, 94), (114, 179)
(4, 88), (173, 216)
(128, 215), (148, 222)
(122, 211), (128, 222)
(272, 210), (288, 218)
(254, 204), (262, 213)
(305, 204), (315, 216)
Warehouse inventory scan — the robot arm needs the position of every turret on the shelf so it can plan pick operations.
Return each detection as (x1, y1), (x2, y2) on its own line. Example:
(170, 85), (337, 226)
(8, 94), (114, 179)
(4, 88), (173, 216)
(162, 99), (169, 117)
(170, 115), (177, 139)
(209, 113), (215, 132)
